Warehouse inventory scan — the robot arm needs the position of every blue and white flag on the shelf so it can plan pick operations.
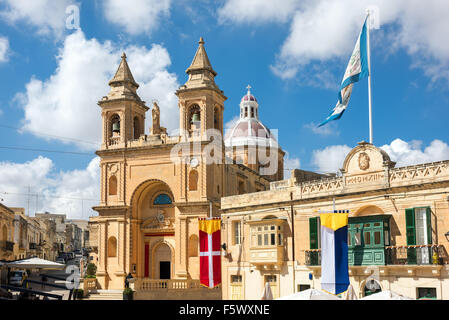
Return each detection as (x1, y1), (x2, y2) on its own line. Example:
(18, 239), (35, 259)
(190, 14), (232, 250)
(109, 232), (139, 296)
(319, 19), (369, 127)
(320, 212), (350, 295)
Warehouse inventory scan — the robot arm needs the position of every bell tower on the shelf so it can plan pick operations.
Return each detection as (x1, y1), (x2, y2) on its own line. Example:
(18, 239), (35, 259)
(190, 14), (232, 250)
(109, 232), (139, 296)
(176, 37), (227, 141)
(99, 53), (149, 149)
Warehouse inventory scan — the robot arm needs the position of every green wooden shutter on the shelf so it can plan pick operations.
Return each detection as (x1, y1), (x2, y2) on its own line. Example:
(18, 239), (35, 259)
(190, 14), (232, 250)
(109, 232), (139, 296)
(309, 217), (318, 249)
(426, 207), (432, 245)
(405, 208), (416, 264)
(405, 208), (416, 245)
(309, 217), (319, 265)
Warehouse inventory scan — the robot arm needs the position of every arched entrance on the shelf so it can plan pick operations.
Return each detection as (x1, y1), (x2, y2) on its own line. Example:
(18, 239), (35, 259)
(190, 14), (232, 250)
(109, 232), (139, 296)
(362, 279), (382, 297)
(153, 242), (172, 279)
(130, 179), (175, 279)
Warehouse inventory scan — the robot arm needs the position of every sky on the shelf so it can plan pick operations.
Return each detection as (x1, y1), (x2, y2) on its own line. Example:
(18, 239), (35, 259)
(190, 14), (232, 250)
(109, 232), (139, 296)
(1, 0), (449, 220)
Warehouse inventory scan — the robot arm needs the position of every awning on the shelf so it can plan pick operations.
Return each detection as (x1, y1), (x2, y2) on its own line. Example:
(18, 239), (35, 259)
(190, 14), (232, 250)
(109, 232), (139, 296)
(360, 290), (413, 300)
(276, 288), (341, 300)
(5, 258), (65, 270)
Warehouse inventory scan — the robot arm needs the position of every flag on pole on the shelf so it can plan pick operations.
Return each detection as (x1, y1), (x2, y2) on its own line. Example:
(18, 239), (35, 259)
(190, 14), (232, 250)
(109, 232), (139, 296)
(320, 211), (349, 295)
(199, 217), (221, 288)
(319, 18), (369, 127)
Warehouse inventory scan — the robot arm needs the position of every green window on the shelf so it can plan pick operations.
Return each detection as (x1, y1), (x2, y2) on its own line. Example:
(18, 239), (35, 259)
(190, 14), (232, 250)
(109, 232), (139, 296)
(308, 217), (320, 265)
(405, 207), (432, 264)
(348, 215), (390, 266)
(309, 217), (319, 249)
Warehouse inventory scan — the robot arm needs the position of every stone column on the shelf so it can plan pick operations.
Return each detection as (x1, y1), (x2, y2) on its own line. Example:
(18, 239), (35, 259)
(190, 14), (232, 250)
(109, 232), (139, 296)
(175, 216), (188, 278)
(96, 220), (108, 289)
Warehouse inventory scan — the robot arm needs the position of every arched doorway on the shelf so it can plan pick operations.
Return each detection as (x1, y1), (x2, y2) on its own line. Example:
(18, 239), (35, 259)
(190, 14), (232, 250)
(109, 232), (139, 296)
(130, 179), (175, 279)
(363, 279), (382, 297)
(153, 243), (172, 279)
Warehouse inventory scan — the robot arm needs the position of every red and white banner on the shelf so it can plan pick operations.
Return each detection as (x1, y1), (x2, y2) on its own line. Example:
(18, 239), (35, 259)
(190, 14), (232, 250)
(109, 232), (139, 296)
(199, 218), (221, 288)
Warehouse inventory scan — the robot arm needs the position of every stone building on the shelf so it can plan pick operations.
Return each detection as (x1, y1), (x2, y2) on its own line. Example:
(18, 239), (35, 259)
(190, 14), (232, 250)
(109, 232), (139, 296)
(68, 219), (89, 249)
(0, 203), (15, 261)
(89, 38), (281, 299)
(220, 142), (449, 300)
(35, 212), (79, 253)
(11, 208), (27, 260)
(26, 217), (44, 258)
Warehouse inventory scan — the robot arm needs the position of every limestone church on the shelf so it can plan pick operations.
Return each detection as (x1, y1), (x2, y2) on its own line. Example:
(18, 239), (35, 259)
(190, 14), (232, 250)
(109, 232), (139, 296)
(89, 38), (284, 299)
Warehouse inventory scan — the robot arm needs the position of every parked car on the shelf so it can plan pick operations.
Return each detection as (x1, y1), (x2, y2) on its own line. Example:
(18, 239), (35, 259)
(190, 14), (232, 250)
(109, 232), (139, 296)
(57, 253), (68, 263)
(56, 257), (66, 265)
(9, 270), (28, 287)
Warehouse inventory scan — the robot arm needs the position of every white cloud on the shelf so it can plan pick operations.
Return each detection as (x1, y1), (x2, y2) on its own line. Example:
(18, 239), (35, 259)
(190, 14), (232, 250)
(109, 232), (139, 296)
(380, 138), (449, 167)
(284, 152), (301, 178)
(304, 121), (340, 136)
(0, 36), (9, 62)
(0, 156), (100, 219)
(311, 144), (352, 173)
(223, 116), (240, 140)
(16, 30), (179, 150)
(0, 0), (76, 38)
(103, 0), (171, 35)
(217, 0), (299, 25)
(218, 0), (449, 86)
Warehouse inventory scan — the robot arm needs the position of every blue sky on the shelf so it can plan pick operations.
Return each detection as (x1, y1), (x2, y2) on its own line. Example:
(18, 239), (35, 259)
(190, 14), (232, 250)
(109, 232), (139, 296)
(1, 0), (449, 219)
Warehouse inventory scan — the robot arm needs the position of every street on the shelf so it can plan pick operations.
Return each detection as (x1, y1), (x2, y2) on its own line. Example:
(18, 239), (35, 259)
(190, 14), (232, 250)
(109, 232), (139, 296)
(8, 255), (84, 300)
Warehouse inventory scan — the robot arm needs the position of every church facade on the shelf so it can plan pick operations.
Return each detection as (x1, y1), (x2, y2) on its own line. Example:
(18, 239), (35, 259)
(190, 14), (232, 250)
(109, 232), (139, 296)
(90, 38), (282, 299)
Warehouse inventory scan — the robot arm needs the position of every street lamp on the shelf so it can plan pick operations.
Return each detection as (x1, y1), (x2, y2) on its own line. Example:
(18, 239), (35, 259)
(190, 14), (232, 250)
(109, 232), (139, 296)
(445, 231), (449, 242)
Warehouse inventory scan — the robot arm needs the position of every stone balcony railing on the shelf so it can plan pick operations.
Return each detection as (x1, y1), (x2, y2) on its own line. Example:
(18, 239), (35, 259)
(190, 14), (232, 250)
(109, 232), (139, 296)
(136, 279), (221, 291)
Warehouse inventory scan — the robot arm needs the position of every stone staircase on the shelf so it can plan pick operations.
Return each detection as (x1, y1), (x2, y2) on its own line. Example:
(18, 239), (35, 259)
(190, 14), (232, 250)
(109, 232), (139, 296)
(87, 290), (123, 300)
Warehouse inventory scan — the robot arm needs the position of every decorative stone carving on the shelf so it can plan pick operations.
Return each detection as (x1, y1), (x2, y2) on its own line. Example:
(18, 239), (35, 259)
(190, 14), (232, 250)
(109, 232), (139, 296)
(358, 152), (370, 171)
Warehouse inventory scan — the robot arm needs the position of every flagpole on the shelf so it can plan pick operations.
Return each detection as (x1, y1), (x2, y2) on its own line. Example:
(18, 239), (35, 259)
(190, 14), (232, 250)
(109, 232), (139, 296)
(366, 11), (373, 144)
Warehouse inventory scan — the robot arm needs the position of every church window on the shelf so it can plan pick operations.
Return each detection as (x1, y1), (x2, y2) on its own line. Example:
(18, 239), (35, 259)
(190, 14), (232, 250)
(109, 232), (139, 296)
(244, 107), (248, 118)
(214, 107), (220, 130)
(154, 193), (172, 205)
(251, 107), (254, 118)
(108, 236), (117, 257)
(109, 176), (117, 196)
(189, 104), (201, 132)
(238, 180), (245, 195)
(188, 235), (198, 257)
(133, 116), (140, 139)
(110, 114), (120, 136)
(189, 170), (198, 191)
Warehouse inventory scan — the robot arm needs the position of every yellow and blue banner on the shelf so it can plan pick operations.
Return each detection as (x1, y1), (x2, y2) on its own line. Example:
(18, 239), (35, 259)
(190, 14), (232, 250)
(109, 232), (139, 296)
(320, 211), (349, 295)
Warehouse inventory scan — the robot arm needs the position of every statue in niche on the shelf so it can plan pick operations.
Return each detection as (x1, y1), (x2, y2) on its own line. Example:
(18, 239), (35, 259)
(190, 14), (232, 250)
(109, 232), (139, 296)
(150, 101), (161, 135)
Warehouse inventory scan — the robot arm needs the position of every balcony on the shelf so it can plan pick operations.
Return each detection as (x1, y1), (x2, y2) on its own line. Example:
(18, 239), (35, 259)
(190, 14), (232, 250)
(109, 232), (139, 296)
(304, 244), (447, 267)
(249, 245), (285, 268)
(0, 241), (14, 252)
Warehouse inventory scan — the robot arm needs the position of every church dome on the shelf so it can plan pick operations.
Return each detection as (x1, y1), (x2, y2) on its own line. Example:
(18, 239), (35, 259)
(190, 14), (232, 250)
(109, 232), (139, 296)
(241, 94), (257, 102)
(225, 86), (278, 148)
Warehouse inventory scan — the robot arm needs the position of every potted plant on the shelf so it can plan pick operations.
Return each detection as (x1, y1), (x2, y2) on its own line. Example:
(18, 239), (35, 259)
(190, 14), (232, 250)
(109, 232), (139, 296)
(74, 288), (84, 300)
(85, 263), (97, 277)
(123, 287), (134, 300)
